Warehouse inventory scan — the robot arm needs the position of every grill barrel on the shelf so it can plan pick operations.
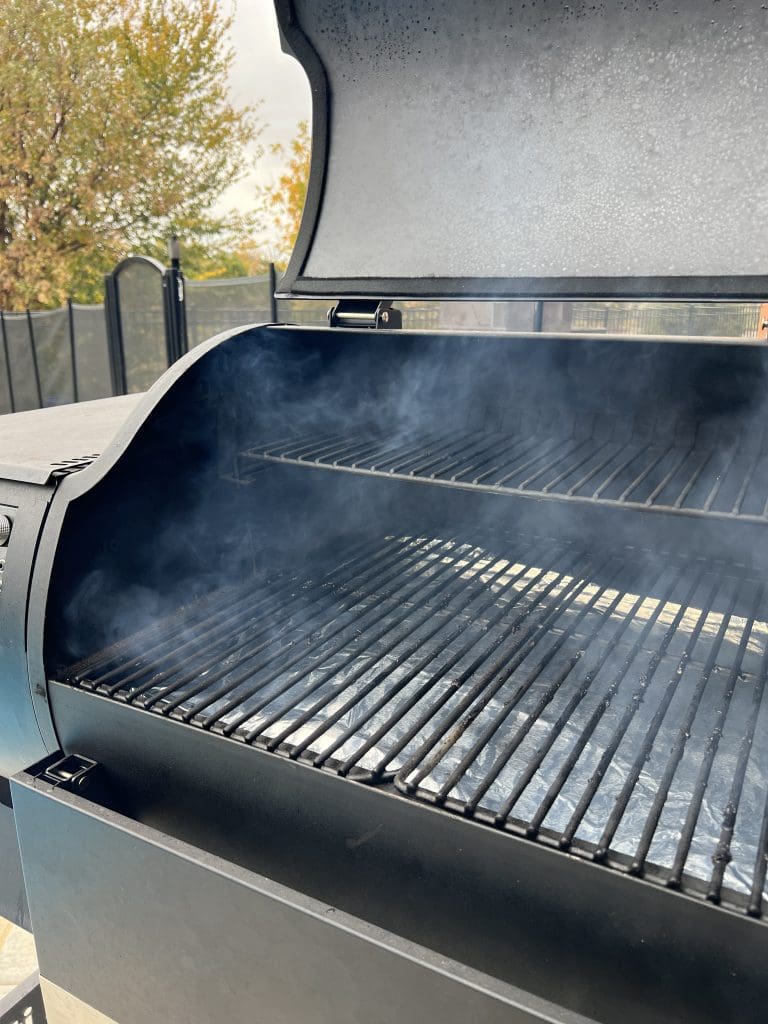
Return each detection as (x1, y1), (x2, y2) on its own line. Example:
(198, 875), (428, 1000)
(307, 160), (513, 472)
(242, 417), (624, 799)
(5, 324), (768, 1022)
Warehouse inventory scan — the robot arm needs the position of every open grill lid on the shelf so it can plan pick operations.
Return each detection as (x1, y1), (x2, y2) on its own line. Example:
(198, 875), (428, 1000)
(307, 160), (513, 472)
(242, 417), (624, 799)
(275, 0), (768, 302)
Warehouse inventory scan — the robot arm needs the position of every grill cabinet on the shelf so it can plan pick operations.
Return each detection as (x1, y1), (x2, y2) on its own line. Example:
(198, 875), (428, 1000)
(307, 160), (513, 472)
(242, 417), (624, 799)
(5, 2), (768, 1022)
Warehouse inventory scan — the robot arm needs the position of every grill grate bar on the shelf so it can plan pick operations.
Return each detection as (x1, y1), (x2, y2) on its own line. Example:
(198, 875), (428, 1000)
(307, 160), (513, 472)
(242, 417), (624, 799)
(97, 536), (401, 704)
(667, 582), (766, 890)
(297, 543), (573, 773)
(553, 563), (697, 848)
(592, 572), (720, 860)
(732, 449), (762, 515)
(445, 561), (673, 825)
(127, 537), (404, 709)
(629, 581), (742, 875)
(499, 437), (586, 489)
(398, 553), (616, 798)
(402, 431), (500, 479)
(472, 434), (563, 486)
(749, 789), (768, 916)
(199, 539), (464, 734)
(565, 440), (628, 496)
(157, 536), (454, 724)
(264, 428), (350, 459)
(541, 440), (612, 494)
(364, 428), (480, 473)
(468, 561), (683, 826)
(69, 581), (251, 684)
(237, 542), (514, 744)
(97, 536), (386, 697)
(243, 543), (585, 750)
(60, 534), (768, 917)
(707, 638), (768, 903)
(170, 540), (490, 726)
(591, 442), (653, 499)
(518, 438), (593, 490)
(252, 563), (518, 746)
(333, 549), (595, 779)
(617, 445), (672, 502)
(673, 452), (712, 509)
(702, 449), (738, 512)
(644, 445), (697, 506)
(243, 430), (768, 522)
(258, 544), (547, 756)
(453, 432), (540, 483)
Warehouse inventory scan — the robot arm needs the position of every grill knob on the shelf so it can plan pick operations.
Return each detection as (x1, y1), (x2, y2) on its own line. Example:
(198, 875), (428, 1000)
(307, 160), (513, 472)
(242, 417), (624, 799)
(0, 515), (11, 546)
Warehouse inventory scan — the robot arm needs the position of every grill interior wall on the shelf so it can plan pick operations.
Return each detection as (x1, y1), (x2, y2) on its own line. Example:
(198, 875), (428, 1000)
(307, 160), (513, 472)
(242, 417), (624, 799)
(44, 325), (768, 925)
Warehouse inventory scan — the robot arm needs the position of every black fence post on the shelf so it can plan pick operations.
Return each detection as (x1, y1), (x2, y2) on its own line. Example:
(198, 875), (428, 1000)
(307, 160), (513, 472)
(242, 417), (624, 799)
(0, 312), (16, 413)
(66, 298), (79, 403)
(163, 236), (188, 362)
(25, 309), (43, 408)
(268, 262), (278, 321)
(103, 271), (127, 396)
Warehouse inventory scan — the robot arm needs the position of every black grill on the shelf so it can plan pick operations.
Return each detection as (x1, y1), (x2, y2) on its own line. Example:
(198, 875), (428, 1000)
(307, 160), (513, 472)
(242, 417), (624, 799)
(61, 528), (768, 918)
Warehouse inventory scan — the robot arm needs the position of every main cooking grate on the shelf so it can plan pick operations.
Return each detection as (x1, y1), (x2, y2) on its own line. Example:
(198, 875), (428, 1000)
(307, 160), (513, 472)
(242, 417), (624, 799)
(242, 425), (768, 523)
(59, 533), (768, 917)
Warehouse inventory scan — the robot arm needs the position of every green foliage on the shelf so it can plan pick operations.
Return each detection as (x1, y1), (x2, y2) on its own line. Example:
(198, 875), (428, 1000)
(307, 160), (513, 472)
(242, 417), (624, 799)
(259, 120), (311, 269)
(0, 0), (260, 308)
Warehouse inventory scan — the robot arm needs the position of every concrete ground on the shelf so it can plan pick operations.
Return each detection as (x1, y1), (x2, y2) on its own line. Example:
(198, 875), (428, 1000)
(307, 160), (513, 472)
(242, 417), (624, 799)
(0, 914), (38, 1000)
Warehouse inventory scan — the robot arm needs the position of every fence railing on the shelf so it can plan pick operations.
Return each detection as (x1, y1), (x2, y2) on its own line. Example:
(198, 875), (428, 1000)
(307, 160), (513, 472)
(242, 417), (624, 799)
(1, 263), (766, 415)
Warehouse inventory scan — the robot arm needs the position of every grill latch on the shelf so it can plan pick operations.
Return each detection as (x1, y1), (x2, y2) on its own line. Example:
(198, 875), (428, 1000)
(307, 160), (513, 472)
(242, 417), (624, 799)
(327, 299), (402, 329)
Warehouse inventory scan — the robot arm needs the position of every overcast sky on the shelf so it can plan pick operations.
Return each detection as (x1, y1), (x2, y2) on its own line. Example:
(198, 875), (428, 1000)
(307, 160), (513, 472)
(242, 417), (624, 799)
(218, 0), (311, 226)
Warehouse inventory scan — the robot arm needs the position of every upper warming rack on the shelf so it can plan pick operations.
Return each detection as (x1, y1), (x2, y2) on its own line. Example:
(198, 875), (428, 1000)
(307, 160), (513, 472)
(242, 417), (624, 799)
(240, 419), (768, 524)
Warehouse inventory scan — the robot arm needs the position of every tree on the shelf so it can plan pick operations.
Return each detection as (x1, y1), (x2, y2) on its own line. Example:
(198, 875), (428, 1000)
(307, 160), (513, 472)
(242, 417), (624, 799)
(0, 0), (259, 309)
(180, 238), (270, 281)
(261, 120), (310, 268)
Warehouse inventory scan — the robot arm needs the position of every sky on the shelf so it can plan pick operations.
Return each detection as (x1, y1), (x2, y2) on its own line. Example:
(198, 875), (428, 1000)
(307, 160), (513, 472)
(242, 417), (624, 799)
(217, 0), (311, 227)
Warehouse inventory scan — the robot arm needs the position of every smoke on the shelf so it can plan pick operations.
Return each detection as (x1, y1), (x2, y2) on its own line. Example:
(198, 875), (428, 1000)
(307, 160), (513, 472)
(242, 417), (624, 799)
(45, 321), (768, 906)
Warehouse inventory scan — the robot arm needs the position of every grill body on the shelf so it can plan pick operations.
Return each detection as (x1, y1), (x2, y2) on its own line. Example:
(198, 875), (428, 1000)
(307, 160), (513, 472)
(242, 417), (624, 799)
(3, 324), (768, 1022)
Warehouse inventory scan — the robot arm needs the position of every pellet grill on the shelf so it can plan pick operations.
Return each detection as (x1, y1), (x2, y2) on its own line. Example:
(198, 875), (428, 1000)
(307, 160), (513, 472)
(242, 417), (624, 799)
(4, 2), (768, 1022)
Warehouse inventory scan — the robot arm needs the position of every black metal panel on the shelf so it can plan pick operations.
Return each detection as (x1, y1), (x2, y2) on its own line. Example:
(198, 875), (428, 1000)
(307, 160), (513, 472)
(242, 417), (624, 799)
(0, 800), (29, 930)
(11, 768), (588, 1024)
(47, 684), (768, 1024)
(0, 396), (141, 486)
(0, 479), (55, 777)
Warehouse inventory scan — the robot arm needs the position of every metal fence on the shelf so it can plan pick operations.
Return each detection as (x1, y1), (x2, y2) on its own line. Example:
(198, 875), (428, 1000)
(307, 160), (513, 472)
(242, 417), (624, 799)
(0, 303), (113, 414)
(1, 264), (766, 415)
(567, 301), (764, 338)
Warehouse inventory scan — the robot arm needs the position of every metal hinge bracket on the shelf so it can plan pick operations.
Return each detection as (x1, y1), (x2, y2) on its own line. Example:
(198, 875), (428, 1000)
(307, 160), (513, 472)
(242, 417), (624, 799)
(41, 753), (99, 794)
(327, 299), (402, 329)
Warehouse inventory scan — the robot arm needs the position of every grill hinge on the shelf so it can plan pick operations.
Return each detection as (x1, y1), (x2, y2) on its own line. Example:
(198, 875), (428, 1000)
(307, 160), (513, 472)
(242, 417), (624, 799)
(327, 299), (402, 329)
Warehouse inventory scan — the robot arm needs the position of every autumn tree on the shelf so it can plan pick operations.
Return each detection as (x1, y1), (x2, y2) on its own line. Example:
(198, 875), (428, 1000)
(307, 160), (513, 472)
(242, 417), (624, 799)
(261, 120), (310, 268)
(0, 0), (259, 309)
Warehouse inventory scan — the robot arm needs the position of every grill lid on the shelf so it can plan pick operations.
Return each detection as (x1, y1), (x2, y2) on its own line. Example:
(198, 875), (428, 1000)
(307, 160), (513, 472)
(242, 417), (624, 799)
(276, 0), (768, 302)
